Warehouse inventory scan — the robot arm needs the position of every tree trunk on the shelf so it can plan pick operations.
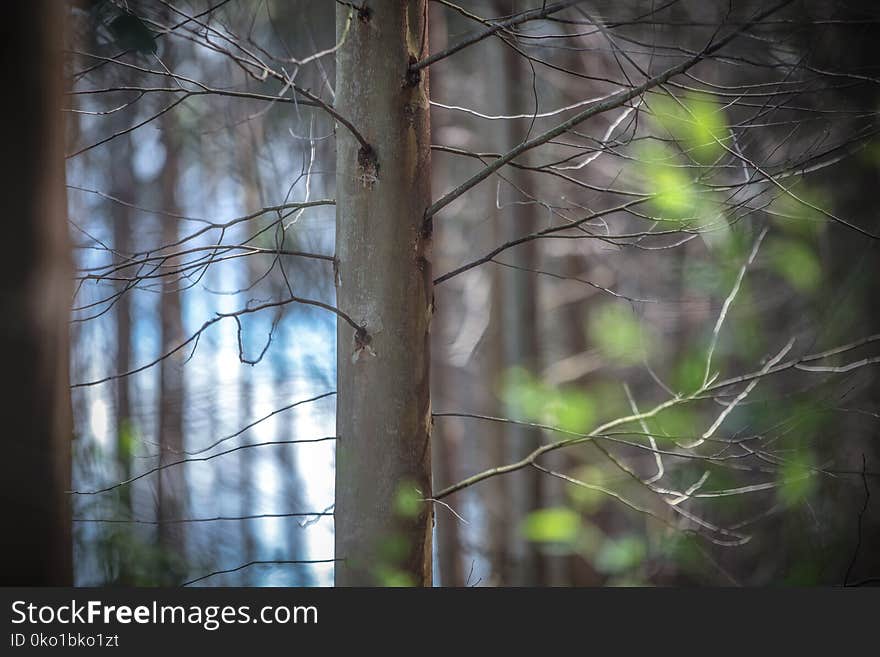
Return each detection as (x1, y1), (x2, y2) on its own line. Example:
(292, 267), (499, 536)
(111, 134), (134, 517)
(236, 124), (262, 585)
(0, 0), (72, 585)
(157, 113), (186, 570)
(497, 10), (545, 586)
(334, 1), (433, 586)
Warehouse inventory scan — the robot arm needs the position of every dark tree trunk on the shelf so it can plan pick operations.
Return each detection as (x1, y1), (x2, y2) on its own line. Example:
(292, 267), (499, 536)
(0, 0), (72, 585)
(157, 113), (186, 571)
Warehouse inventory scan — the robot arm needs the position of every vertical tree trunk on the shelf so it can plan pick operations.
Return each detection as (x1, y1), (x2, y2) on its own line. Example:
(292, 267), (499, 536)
(111, 134), (134, 517)
(334, 1), (434, 586)
(0, 0), (72, 585)
(497, 9), (545, 586)
(157, 114), (186, 569)
(427, 2), (464, 588)
(236, 125), (262, 584)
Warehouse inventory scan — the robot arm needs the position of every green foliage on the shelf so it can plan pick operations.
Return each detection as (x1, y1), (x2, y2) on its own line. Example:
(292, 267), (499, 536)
(373, 527), (419, 586)
(501, 368), (595, 432)
(646, 406), (698, 445)
(587, 304), (649, 365)
(595, 536), (647, 575)
(520, 507), (582, 544)
(778, 452), (817, 506)
(767, 237), (822, 293)
(673, 349), (709, 395)
(650, 92), (729, 164)
(543, 389), (596, 433)
(116, 419), (138, 462)
(377, 531), (411, 563)
(660, 533), (704, 573)
(92, 524), (188, 586)
(373, 566), (416, 587)
(564, 465), (607, 512)
(637, 142), (701, 224)
(393, 482), (422, 519)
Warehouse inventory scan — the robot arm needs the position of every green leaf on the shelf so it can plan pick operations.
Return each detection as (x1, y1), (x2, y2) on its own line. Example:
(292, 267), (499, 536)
(651, 92), (728, 164)
(647, 406), (698, 445)
(588, 304), (648, 365)
(565, 466), (606, 512)
(393, 483), (421, 518)
(521, 507), (581, 543)
(768, 238), (821, 293)
(500, 367), (550, 421)
(374, 566), (416, 587)
(637, 142), (700, 223)
(778, 453), (816, 506)
(595, 536), (646, 574)
(543, 389), (595, 433)
(117, 419), (138, 461)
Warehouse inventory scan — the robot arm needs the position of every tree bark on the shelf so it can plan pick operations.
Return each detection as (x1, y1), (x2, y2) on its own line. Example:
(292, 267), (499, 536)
(497, 9), (545, 586)
(334, 1), (434, 586)
(111, 134), (134, 517)
(157, 113), (186, 569)
(0, 0), (72, 585)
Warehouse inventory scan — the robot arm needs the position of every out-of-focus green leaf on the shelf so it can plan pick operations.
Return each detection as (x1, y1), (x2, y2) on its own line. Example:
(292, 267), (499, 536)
(638, 142), (699, 223)
(651, 91), (728, 164)
(647, 407), (698, 444)
(543, 389), (595, 433)
(117, 419), (138, 461)
(565, 466), (606, 512)
(595, 536), (646, 574)
(500, 367), (549, 421)
(673, 350), (708, 395)
(778, 453), (816, 506)
(378, 532), (410, 563)
(393, 482), (421, 518)
(521, 507), (581, 543)
(660, 533), (703, 572)
(374, 566), (416, 587)
(501, 368), (595, 432)
(767, 237), (821, 293)
(588, 304), (648, 365)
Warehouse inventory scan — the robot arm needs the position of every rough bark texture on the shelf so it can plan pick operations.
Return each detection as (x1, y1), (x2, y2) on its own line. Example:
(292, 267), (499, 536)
(334, 1), (434, 586)
(0, 0), (72, 585)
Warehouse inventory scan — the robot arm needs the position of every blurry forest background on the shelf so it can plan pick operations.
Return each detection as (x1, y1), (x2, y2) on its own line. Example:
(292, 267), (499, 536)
(60, 0), (880, 586)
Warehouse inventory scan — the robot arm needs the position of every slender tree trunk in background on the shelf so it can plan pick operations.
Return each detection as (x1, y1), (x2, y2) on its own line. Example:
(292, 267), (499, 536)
(0, 0), (72, 585)
(497, 7), (545, 586)
(334, 1), (434, 586)
(486, 269), (510, 584)
(111, 134), (134, 517)
(428, 3), (464, 588)
(157, 114), (186, 570)
(236, 126), (262, 585)
(432, 294), (464, 586)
